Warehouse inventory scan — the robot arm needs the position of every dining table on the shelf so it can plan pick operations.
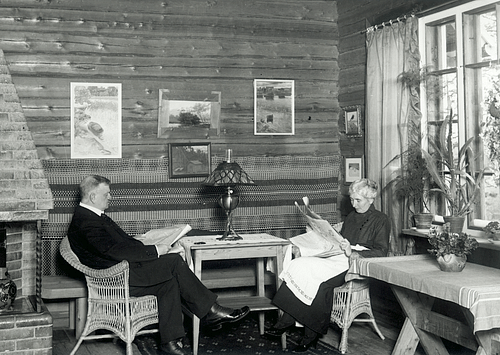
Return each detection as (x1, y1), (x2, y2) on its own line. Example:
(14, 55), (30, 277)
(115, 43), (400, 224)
(346, 254), (500, 355)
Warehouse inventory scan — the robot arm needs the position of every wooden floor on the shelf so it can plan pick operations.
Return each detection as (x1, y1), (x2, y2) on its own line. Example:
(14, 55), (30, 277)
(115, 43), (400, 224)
(52, 285), (476, 355)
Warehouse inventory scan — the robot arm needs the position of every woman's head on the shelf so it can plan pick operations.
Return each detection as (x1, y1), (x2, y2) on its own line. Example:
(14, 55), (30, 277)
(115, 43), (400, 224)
(349, 178), (378, 213)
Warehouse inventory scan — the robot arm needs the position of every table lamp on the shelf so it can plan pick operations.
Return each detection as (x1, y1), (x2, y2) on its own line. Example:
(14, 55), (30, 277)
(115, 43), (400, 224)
(202, 149), (256, 240)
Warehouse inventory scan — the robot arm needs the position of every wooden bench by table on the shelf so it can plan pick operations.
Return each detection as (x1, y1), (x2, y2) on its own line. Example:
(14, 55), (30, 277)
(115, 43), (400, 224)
(41, 275), (87, 339)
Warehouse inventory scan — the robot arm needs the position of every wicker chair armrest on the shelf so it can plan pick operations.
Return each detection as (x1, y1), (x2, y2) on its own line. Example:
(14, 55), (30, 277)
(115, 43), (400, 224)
(60, 236), (129, 279)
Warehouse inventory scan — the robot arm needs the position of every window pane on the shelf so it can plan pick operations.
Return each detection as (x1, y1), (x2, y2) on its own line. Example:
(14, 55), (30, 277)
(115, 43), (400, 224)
(484, 175), (500, 220)
(426, 21), (457, 70)
(480, 10), (497, 62)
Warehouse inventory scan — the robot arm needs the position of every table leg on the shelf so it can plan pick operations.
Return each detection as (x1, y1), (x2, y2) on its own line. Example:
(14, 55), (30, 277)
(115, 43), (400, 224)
(461, 308), (493, 355)
(256, 257), (266, 335)
(391, 286), (449, 355)
(192, 251), (202, 355)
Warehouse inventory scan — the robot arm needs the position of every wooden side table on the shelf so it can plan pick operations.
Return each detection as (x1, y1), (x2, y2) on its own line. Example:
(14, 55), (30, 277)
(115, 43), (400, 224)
(179, 233), (290, 355)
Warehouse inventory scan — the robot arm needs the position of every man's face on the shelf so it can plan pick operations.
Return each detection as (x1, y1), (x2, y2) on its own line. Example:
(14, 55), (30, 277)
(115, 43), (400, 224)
(91, 183), (111, 211)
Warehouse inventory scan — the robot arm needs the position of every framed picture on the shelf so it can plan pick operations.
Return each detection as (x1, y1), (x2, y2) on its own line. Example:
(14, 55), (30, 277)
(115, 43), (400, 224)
(345, 156), (364, 183)
(70, 83), (122, 158)
(158, 90), (221, 139)
(344, 105), (362, 136)
(254, 79), (294, 135)
(169, 143), (211, 178)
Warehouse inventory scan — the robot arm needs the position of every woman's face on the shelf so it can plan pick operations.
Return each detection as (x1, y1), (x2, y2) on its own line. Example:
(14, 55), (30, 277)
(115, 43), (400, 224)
(350, 192), (373, 213)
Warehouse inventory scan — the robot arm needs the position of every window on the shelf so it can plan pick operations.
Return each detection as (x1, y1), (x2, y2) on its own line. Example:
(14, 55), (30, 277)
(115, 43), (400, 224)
(419, 0), (500, 227)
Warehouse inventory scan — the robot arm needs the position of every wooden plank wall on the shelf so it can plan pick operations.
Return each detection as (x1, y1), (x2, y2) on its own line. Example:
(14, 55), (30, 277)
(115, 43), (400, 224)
(0, 0), (340, 160)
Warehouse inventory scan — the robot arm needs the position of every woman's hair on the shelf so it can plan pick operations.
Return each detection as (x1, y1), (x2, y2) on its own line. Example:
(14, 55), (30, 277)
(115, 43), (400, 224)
(79, 175), (111, 199)
(349, 178), (378, 199)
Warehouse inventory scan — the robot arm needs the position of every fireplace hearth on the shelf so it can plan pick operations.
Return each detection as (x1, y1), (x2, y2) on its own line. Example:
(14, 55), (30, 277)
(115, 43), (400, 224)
(0, 48), (55, 354)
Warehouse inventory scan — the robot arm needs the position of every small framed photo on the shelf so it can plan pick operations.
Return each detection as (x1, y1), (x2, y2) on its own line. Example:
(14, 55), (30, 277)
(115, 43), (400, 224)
(254, 79), (295, 135)
(345, 156), (364, 183)
(169, 143), (211, 178)
(344, 106), (362, 135)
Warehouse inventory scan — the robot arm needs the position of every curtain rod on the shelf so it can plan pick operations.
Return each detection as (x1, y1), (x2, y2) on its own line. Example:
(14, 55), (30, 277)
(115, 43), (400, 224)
(362, 13), (415, 34)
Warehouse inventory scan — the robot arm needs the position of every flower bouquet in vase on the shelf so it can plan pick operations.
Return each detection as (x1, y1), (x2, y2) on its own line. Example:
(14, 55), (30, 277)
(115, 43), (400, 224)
(427, 224), (479, 272)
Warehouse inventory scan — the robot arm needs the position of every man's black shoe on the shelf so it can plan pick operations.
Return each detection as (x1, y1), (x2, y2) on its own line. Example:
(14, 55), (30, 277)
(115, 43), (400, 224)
(160, 339), (187, 355)
(204, 303), (250, 329)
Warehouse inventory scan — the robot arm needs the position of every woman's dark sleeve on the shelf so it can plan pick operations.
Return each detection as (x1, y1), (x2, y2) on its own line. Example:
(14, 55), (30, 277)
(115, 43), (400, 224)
(358, 213), (390, 258)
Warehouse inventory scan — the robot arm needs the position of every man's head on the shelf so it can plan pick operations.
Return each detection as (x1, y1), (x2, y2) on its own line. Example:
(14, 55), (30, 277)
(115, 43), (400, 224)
(79, 175), (112, 211)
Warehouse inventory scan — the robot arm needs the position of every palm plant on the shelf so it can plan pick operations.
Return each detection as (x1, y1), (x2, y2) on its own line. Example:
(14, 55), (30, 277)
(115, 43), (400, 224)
(421, 110), (484, 217)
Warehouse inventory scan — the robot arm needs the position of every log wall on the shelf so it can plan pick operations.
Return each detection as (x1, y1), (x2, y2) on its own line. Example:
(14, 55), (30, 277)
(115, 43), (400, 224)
(0, 0), (339, 160)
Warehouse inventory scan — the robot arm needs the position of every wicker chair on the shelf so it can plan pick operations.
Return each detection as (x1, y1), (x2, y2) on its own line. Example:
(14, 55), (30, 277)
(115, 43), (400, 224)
(330, 279), (385, 354)
(59, 237), (159, 355)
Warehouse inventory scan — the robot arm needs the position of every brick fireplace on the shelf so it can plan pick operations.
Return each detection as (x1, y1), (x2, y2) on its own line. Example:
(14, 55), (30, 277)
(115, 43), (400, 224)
(0, 48), (55, 354)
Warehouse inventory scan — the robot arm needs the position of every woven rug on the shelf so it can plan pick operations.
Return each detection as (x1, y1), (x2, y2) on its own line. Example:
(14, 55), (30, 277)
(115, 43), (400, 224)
(134, 313), (339, 355)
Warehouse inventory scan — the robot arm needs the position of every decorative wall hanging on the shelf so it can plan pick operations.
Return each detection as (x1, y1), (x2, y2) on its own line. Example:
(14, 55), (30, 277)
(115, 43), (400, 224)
(344, 105), (363, 136)
(70, 82), (122, 159)
(168, 143), (211, 178)
(345, 156), (364, 183)
(158, 90), (221, 139)
(254, 79), (295, 135)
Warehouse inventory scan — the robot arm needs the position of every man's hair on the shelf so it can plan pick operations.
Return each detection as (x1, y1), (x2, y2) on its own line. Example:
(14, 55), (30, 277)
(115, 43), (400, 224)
(79, 175), (111, 199)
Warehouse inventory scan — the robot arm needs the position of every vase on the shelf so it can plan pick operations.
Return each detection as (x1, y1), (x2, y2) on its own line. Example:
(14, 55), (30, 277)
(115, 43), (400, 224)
(443, 216), (465, 234)
(436, 254), (467, 272)
(488, 231), (500, 241)
(414, 213), (434, 230)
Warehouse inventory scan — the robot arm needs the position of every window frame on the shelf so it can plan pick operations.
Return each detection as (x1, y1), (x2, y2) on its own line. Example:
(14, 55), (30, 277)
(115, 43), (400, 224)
(418, 0), (500, 238)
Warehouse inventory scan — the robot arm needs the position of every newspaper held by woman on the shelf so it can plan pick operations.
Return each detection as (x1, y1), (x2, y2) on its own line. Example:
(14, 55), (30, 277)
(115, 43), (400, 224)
(292, 197), (366, 257)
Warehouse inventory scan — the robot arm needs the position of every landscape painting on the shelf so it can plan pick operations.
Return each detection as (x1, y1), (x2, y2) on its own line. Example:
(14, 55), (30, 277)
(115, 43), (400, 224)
(254, 79), (294, 135)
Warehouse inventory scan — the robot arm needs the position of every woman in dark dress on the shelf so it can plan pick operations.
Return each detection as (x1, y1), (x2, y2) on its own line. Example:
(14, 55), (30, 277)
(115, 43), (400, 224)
(265, 178), (391, 352)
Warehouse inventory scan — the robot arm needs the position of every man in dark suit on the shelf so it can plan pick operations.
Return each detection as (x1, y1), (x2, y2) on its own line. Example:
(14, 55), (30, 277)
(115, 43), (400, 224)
(67, 175), (250, 355)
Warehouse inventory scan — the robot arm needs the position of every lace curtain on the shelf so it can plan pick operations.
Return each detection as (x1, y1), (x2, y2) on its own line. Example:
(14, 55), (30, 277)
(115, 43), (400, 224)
(365, 17), (420, 255)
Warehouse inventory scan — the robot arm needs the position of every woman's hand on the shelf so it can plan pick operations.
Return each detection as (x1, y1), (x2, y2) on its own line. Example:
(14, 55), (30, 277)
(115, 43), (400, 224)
(339, 239), (352, 257)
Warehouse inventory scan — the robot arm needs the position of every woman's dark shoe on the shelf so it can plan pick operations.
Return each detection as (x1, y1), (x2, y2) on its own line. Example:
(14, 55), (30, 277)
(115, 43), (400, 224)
(160, 338), (187, 355)
(263, 325), (294, 339)
(291, 335), (319, 352)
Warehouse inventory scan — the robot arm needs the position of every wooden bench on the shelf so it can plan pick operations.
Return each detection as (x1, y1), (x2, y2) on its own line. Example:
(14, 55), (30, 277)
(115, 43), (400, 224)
(41, 275), (87, 339)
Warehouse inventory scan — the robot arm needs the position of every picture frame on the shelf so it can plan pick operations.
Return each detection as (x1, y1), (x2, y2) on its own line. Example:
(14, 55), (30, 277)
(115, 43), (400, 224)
(345, 156), (364, 183)
(168, 143), (211, 178)
(254, 79), (294, 135)
(70, 82), (122, 159)
(344, 105), (362, 136)
(158, 90), (221, 139)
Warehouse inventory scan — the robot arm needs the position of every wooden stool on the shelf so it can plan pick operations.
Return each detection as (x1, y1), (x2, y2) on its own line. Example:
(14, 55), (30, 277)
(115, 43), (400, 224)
(41, 275), (87, 338)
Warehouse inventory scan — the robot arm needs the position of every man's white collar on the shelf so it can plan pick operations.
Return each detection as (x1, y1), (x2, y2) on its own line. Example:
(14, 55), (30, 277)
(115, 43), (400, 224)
(80, 202), (104, 216)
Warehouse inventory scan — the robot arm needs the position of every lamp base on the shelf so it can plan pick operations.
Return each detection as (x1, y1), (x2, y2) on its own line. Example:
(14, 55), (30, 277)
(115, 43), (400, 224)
(217, 233), (242, 241)
(217, 211), (243, 241)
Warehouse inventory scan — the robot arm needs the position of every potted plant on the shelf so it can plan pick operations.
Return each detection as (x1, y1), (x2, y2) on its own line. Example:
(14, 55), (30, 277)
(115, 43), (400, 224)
(483, 221), (500, 241)
(421, 109), (485, 233)
(385, 143), (433, 229)
(427, 224), (479, 272)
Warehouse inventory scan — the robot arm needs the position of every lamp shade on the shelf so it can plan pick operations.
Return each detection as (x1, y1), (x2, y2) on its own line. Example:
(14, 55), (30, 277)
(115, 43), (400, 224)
(202, 161), (256, 186)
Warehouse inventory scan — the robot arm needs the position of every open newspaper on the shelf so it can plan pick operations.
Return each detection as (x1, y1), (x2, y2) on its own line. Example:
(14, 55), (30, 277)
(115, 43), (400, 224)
(291, 197), (346, 258)
(135, 224), (192, 251)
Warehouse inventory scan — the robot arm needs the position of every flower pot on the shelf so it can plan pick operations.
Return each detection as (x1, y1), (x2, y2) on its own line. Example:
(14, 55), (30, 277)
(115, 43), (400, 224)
(414, 213), (434, 230)
(436, 254), (467, 272)
(443, 216), (465, 234)
(488, 231), (500, 241)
